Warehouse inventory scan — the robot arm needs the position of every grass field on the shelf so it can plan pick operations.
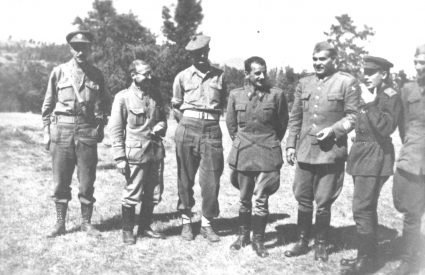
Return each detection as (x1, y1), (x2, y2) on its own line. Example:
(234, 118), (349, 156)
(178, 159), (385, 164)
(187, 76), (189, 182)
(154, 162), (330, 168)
(0, 112), (424, 275)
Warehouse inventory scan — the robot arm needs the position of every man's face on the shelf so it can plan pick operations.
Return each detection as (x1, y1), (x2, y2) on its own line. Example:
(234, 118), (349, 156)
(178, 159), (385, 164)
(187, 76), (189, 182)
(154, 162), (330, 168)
(414, 54), (425, 77)
(246, 62), (267, 89)
(313, 50), (336, 78)
(131, 64), (152, 87)
(190, 47), (210, 67)
(70, 43), (91, 64)
(363, 68), (386, 90)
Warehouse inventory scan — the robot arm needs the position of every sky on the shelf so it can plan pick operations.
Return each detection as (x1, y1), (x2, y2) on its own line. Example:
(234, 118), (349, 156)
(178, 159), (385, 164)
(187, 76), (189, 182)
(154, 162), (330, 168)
(0, 0), (424, 76)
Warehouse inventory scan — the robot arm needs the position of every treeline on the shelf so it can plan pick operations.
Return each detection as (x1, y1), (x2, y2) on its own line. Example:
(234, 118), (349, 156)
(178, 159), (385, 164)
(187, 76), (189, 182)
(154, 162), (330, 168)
(0, 1), (409, 114)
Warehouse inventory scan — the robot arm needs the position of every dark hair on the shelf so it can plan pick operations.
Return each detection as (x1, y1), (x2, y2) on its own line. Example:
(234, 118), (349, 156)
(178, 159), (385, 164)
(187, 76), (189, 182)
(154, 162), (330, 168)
(244, 56), (267, 72)
(128, 59), (149, 74)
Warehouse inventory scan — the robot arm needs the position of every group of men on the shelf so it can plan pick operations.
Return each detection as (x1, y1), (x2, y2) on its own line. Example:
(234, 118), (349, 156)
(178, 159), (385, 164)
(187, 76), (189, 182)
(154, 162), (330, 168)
(41, 30), (424, 275)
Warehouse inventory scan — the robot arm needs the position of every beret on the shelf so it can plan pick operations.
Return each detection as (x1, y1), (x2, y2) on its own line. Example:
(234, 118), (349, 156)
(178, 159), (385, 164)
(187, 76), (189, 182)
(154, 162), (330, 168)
(313, 41), (336, 53)
(363, 55), (393, 70)
(66, 30), (93, 44)
(185, 35), (210, 51)
(415, 44), (425, 56)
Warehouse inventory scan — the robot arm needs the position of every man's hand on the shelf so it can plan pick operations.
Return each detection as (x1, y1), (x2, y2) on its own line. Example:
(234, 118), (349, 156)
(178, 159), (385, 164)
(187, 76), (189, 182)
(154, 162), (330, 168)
(116, 160), (128, 175)
(286, 148), (296, 166)
(151, 124), (163, 136)
(96, 126), (104, 143)
(316, 127), (334, 141)
(43, 127), (51, 151)
(173, 108), (183, 123)
(360, 83), (377, 104)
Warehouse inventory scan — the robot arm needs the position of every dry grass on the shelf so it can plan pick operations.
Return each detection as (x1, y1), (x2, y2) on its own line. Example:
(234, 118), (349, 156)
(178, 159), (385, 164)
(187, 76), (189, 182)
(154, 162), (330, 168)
(0, 112), (423, 275)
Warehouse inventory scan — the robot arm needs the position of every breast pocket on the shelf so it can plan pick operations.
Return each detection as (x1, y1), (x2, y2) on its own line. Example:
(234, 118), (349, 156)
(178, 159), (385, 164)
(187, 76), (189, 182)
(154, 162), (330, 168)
(301, 92), (311, 111)
(235, 104), (247, 126)
(407, 95), (421, 119)
(184, 83), (200, 103)
(327, 93), (344, 112)
(128, 108), (146, 128)
(57, 81), (74, 102)
(208, 80), (222, 103)
(84, 81), (100, 102)
(262, 103), (275, 122)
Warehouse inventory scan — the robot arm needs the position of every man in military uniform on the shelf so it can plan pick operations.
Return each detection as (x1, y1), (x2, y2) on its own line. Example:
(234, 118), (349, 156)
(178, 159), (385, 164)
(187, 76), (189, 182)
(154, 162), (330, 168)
(172, 35), (226, 242)
(391, 44), (425, 275)
(340, 56), (402, 274)
(226, 56), (288, 257)
(284, 42), (359, 262)
(109, 60), (167, 245)
(42, 30), (108, 237)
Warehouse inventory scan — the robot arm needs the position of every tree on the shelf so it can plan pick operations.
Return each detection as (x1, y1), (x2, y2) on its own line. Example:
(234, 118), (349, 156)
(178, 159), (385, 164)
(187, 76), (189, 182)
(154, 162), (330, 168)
(158, 0), (204, 105)
(324, 14), (375, 78)
(74, 0), (159, 98)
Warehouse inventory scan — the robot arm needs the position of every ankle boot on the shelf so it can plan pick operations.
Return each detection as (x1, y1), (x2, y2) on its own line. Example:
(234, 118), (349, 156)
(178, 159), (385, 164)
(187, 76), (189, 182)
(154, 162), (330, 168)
(137, 202), (165, 239)
(285, 211), (312, 257)
(340, 233), (377, 274)
(230, 211), (251, 250)
(122, 205), (136, 245)
(47, 202), (67, 238)
(81, 204), (101, 237)
(314, 213), (330, 262)
(252, 215), (269, 257)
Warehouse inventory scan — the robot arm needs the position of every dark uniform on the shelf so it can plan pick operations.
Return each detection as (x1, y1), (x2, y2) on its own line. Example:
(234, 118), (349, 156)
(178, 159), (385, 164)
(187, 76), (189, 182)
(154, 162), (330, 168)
(341, 56), (402, 274)
(110, 77), (167, 244)
(391, 44), (425, 274)
(41, 30), (108, 237)
(285, 42), (359, 261)
(226, 80), (288, 256)
(172, 35), (226, 241)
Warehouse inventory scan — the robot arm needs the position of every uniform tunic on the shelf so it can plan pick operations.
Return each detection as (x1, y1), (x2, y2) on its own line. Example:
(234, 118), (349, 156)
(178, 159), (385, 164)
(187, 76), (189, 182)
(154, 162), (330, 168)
(286, 71), (359, 215)
(346, 85), (402, 236)
(109, 83), (167, 207)
(226, 85), (288, 216)
(41, 59), (108, 205)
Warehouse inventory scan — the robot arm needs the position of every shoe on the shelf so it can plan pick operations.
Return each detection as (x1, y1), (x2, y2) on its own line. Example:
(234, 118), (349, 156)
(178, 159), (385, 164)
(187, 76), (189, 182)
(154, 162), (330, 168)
(81, 204), (101, 237)
(230, 226), (250, 250)
(251, 215), (269, 257)
(314, 240), (328, 262)
(200, 226), (220, 242)
(284, 211), (312, 257)
(139, 226), (165, 239)
(122, 206), (136, 245)
(47, 203), (67, 238)
(181, 223), (193, 241)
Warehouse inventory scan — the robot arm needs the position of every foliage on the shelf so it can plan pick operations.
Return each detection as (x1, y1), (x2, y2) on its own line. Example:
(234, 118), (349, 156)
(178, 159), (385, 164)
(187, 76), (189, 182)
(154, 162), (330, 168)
(74, 0), (159, 98)
(324, 14), (375, 78)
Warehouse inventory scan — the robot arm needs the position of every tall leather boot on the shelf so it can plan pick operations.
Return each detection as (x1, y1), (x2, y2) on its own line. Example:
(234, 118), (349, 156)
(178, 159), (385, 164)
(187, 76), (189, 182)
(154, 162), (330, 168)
(314, 213), (330, 262)
(340, 233), (377, 274)
(81, 204), (101, 237)
(285, 211), (312, 257)
(122, 205), (136, 245)
(230, 211), (251, 250)
(390, 231), (420, 275)
(47, 202), (67, 238)
(137, 201), (165, 239)
(251, 215), (269, 258)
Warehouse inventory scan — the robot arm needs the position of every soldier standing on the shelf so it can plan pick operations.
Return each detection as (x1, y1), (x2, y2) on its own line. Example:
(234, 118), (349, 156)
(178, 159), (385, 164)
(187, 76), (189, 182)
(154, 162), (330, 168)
(109, 60), (167, 245)
(226, 56), (288, 257)
(340, 56), (402, 274)
(42, 30), (108, 237)
(284, 42), (359, 262)
(171, 35), (226, 242)
(391, 44), (425, 275)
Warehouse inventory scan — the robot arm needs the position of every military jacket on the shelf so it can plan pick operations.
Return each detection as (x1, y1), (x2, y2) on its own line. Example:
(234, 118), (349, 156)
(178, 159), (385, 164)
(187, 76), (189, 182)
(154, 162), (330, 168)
(347, 85), (403, 176)
(109, 83), (167, 164)
(41, 59), (108, 127)
(171, 65), (226, 112)
(286, 71), (359, 164)
(226, 85), (289, 171)
(397, 81), (425, 175)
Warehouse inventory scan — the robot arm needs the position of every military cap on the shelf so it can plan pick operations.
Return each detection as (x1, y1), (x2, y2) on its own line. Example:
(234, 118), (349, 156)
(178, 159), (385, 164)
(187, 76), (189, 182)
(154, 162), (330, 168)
(66, 30), (93, 44)
(415, 44), (425, 56)
(313, 41), (336, 54)
(363, 55), (393, 70)
(185, 35), (210, 51)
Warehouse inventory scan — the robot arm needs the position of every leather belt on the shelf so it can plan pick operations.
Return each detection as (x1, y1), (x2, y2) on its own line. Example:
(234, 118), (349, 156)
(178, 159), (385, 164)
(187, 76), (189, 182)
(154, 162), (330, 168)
(183, 110), (219, 120)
